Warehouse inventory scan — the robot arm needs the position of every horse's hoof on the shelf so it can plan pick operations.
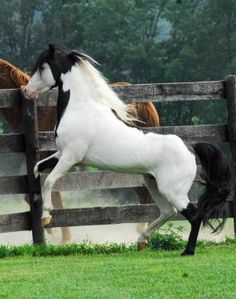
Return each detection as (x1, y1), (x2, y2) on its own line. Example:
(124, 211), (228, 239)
(137, 241), (148, 251)
(42, 216), (52, 227)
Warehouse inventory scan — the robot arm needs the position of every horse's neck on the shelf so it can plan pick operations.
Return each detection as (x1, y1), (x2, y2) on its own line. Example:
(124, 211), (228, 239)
(55, 67), (97, 132)
(60, 66), (96, 106)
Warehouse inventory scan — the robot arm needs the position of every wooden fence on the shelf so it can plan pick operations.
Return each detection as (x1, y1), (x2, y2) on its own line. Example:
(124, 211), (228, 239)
(0, 76), (236, 244)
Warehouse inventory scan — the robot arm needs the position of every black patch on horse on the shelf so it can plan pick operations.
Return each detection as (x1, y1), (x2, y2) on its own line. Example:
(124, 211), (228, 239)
(180, 203), (201, 256)
(38, 157), (59, 172)
(55, 86), (70, 137)
(32, 44), (75, 85)
(32, 44), (97, 85)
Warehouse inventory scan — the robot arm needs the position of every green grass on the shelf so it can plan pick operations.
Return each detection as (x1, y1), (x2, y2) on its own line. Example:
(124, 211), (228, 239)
(0, 242), (136, 258)
(0, 243), (235, 299)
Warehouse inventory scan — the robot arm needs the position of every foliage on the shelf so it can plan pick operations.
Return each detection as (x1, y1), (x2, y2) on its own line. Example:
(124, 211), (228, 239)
(149, 222), (185, 251)
(0, 234), (235, 258)
(0, 0), (233, 132)
(0, 242), (136, 258)
(0, 0), (236, 83)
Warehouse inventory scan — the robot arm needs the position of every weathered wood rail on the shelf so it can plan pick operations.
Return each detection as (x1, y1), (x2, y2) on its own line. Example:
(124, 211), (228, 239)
(0, 78), (235, 242)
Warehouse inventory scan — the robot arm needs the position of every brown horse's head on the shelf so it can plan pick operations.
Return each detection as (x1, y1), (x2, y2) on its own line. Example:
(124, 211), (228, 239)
(0, 59), (57, 132)
(0, 59), (30, 89)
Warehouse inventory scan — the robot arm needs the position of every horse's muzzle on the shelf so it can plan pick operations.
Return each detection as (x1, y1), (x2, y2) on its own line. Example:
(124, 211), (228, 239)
(21, 85), (39, 100)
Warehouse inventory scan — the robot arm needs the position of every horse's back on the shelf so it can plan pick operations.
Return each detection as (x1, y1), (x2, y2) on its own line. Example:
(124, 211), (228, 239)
(144, 132), (196, 176)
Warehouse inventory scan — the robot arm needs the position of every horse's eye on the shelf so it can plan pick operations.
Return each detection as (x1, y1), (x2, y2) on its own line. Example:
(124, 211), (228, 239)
(39, 66), (44, 72)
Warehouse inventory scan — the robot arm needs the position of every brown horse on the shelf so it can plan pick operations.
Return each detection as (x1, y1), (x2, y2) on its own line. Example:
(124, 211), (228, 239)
(0, 59), (160, 242)
(0, 59), (71, 244)
(111, 82), (160, 128)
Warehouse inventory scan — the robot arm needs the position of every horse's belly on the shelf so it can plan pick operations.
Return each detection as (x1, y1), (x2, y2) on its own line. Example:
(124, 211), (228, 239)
(83, 131), (149, 173)
(83, 155), (147, 174)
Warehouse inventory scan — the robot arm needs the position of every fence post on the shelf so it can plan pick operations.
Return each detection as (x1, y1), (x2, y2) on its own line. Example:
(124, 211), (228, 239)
(22, 96), (45, 244)
(225, 75), (236, 236)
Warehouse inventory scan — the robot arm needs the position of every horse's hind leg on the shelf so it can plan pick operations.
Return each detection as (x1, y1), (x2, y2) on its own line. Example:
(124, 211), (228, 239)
(180, 203), (201, 256)
(137, 175), (177, 250)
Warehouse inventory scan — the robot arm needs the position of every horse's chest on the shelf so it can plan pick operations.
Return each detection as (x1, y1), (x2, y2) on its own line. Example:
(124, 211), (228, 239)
(55, 106), (94, 146)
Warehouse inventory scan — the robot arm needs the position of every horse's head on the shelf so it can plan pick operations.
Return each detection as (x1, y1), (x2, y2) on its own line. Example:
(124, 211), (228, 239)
(0, 59), (30, 89)
(22, 44), (96, 100)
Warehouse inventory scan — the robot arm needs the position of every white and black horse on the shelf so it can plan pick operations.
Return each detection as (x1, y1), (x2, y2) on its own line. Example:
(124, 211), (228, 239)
(22, 44), (231, 255)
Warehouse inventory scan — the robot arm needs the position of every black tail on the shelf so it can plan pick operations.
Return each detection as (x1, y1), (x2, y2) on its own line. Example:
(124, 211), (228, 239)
(193, 143), (232, 232)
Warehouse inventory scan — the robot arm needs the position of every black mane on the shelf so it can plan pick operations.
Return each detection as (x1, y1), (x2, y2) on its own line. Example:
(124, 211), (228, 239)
(32, 44), (98, 84)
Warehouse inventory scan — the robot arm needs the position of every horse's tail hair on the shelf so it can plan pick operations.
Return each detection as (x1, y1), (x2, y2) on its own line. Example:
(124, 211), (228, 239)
(193, 142), (232, 233)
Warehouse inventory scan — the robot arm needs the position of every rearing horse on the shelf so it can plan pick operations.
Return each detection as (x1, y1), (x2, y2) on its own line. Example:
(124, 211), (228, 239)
(0, 58), (160, 243)
(22, 44), (231, 255)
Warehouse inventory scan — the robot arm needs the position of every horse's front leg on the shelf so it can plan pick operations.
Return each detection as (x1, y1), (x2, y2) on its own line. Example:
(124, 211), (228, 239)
(41, 154), (76, 226)
(34, 151), (60, 178)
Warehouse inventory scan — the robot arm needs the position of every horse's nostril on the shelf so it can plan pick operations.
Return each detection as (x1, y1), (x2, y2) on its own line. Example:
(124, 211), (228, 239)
(20, 85), (32, 99)
(21, 86), (27, 93)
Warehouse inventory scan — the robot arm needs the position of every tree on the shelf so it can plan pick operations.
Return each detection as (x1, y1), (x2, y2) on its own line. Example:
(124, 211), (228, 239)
(0, 0), (41, 69)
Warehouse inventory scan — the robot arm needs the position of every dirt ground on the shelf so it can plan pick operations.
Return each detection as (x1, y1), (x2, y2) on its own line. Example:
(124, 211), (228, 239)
(0, 220), (234, 246)
(0, 193), (234, 246)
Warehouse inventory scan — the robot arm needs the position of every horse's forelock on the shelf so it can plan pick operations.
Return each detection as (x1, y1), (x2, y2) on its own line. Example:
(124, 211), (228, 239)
(32, 50), (50, 73)
(32, 45), (95, 77)
(32, 45), (76, 75)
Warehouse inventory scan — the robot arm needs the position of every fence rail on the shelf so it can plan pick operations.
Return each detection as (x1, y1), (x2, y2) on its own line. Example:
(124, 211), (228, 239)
(0, 80), (225, 108)
(0, 77), (235, 241)
(0, 124), (228, 154)
(0, 202), (234, 234)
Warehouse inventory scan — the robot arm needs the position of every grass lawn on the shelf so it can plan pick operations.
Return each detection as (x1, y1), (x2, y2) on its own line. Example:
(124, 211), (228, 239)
(0, 244), (235, 299)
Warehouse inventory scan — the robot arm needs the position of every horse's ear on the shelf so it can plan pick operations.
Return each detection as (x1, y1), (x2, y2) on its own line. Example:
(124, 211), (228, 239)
(68, 50), (80, 63)
(68, 50), (99, 65)
(48, 44), (55, 57)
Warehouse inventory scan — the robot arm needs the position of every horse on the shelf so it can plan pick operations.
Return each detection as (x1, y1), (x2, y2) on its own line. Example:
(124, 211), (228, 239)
(0, 59), (71, 244)
(111, 82), (160, 128)
(21, 44), (232, 255)
(0, 58), (160, 242)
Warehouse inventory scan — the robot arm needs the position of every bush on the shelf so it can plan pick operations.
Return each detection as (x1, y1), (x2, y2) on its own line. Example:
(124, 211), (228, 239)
(149, 223), (185, 251)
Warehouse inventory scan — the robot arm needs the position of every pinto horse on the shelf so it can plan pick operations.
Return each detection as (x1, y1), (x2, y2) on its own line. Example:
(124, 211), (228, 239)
(0, 58), (160, 242)
(22, 44), (231, 255)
